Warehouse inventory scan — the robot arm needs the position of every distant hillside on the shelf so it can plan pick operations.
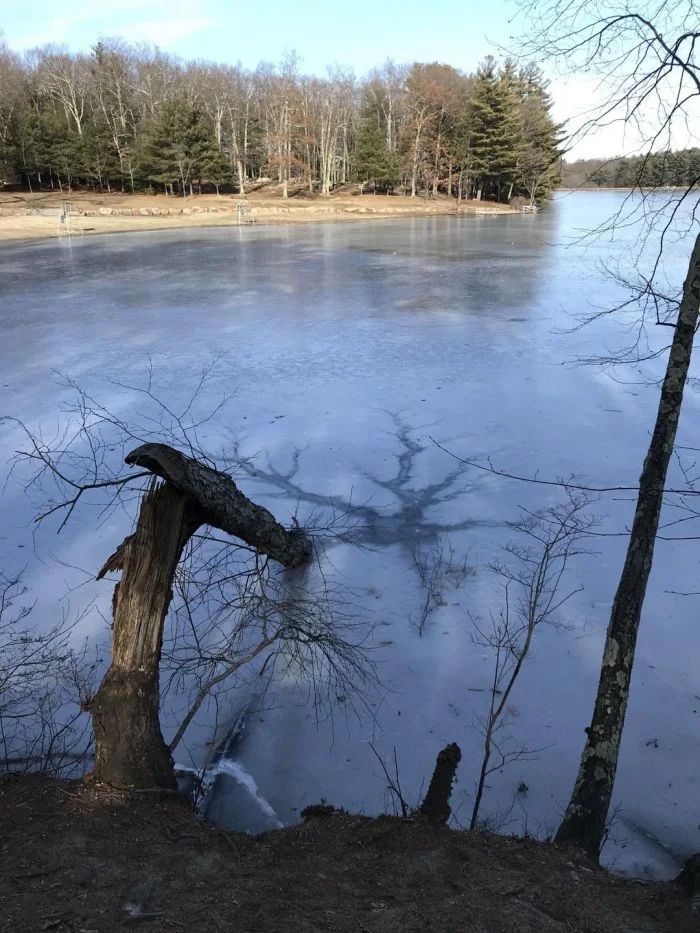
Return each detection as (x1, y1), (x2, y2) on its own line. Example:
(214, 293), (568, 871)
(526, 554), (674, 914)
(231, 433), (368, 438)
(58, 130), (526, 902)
(561, 149), (700, 189)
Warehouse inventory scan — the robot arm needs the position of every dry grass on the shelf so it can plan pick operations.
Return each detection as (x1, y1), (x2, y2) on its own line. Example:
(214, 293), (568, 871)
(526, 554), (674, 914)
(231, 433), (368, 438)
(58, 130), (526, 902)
(0, 774), (693, 933)
(0, 188), (513, 243)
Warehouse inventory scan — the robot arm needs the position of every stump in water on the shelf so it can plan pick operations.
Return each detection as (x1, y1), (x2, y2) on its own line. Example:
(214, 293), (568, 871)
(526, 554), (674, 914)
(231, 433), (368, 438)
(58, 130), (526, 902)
(90, 445), (313, 790)
(677, 853), (700, 911)
(418, 743), (462, 824)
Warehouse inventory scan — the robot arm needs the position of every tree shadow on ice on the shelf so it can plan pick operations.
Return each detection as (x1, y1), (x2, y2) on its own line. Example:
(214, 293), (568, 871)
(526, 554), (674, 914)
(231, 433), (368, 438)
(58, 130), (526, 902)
(235, 412), (497, 554)
(199, 414), (494, 829)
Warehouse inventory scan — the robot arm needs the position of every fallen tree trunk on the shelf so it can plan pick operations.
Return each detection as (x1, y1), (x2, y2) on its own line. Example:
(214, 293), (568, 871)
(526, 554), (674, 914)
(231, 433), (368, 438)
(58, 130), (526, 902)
(90, 445), (313, 789)
(125, 443), (312, 568)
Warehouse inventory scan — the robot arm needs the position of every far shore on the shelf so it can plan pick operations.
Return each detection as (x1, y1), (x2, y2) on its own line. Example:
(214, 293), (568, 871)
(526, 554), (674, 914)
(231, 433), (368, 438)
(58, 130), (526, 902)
(0, 189), (516, 243)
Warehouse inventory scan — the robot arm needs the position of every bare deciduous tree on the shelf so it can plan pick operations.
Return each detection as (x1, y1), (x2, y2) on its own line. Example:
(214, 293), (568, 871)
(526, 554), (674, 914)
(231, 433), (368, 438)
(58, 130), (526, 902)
(0, 571), (96, 777)
(412, 536), (472, 636)
(469, 493), (592, 830)
(554, 233), (700, 857)
(514, 0), (700, 859)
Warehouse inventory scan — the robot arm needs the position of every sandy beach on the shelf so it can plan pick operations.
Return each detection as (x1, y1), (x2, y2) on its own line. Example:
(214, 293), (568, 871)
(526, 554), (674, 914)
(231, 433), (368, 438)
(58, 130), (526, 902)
(0, 189), (514, 242)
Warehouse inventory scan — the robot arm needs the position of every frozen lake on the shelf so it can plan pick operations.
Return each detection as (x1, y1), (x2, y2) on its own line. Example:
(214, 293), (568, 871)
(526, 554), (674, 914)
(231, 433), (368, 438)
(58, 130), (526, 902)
(1, 191), (699, 877)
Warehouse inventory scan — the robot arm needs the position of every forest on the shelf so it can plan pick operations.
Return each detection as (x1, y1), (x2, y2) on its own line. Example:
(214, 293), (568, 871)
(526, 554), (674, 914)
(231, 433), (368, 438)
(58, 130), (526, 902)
(0, 40), (562, 204)
(561, 148), (700, 190)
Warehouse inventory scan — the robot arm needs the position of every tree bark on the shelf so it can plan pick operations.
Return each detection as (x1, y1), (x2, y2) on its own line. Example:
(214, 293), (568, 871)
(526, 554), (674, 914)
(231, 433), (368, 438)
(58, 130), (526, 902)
(91, 481), (198, 788)
(90, 444), (313, 789)
(555, 233), (700, 859)
(124, 444), (312, 568)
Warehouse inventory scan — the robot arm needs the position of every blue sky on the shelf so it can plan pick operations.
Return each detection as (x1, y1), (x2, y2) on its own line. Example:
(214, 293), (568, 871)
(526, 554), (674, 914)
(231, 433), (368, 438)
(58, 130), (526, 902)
(2, 0), (507, 74)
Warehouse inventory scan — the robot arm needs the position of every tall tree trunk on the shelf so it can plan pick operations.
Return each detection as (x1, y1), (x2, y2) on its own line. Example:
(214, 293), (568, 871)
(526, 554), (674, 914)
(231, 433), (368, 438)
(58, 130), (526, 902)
(555, 233), (700, 859)
(242, 101), (250, 191)
(89, 444), (313, 789)
(342, 125), (348, 183)
(410, 117), (424, 198)
(432, 134), (441, 197)
(411, 133), (420, 198)
(386, 98), (393, 153)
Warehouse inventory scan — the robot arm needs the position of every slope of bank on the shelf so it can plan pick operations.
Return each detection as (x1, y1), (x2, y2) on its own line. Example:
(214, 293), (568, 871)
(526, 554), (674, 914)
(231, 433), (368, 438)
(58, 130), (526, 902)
(0, 190), (515, 242)
(0, 775), (694, 933)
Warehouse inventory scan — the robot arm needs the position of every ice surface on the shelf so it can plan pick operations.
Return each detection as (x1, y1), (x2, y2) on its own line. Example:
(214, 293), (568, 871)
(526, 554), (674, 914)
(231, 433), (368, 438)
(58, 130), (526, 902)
(1, 191), (698, 878)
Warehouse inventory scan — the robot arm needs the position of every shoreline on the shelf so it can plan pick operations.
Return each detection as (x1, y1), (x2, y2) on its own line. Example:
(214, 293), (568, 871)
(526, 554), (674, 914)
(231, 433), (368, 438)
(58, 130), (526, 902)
(0, 191), (515, 244)
(3, 774), (692, 933)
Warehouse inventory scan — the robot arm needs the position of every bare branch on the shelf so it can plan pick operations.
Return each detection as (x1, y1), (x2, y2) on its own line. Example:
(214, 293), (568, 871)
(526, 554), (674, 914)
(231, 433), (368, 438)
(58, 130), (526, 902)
(469, 492), (592, 829)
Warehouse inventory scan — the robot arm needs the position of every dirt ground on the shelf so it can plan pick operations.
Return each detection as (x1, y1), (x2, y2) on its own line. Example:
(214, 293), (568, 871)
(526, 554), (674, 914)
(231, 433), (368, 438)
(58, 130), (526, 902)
(0, 775), (695, 933)
(0, 188), (513, 242)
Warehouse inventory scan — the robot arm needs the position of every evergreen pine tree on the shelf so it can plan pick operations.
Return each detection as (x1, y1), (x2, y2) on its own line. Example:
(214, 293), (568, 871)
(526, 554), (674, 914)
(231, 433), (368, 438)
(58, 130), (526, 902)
(468, 57), (521, 202)
(197, 138), (231, 194)
(513, 64), (563, 204)
(137, 99), (226, 195)
(353, 114), (400, 193)
(82, 121), (121, 192)
(20, 109), (85, 191)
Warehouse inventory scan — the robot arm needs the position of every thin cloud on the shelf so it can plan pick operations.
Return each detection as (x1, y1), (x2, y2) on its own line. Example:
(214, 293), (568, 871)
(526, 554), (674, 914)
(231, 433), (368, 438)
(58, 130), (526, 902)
(117, 17), (213, 43)
(5, 0), (212, 50)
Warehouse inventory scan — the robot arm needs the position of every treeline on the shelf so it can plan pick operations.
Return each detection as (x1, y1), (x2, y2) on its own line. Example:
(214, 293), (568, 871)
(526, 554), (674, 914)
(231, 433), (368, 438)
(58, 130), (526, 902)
(562, 149), (700, 189)
(0, 41), (561, 204)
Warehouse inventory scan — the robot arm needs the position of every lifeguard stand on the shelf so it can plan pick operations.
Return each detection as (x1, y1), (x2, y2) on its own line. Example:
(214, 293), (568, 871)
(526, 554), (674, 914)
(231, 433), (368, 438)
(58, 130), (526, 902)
(58, 202), (73, 235)
(235, 201), (254, 224)
(58, 202), (85, 237)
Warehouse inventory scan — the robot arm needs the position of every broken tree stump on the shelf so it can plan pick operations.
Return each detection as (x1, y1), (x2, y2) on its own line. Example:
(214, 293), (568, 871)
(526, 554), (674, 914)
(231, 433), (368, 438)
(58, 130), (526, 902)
(418, 743), (462, 824)
(677, 852), (700, 911)
(92, 481), (194, 789)
(91, 444), (313, 789)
